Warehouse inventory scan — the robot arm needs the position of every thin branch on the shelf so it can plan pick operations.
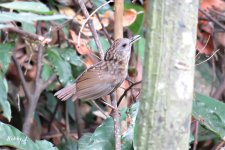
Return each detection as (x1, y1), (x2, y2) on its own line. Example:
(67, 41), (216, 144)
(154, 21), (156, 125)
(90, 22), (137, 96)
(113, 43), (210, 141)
(74, 100), (83, 138)
(78, 0), (114, 47)
(199, 9), (225, 31)
(193, 121), (199, 150)
(48, 100), (60, 132)
(35, 45), (43, 84)
(110, 93), (121, 150)
(117, 81), (141, 106)
(6, 27), (51, 44)
(195, 49), (220, 66)
(12, 55), (32, 101)
(212, 74), (225, 99)
(96, 13), (112, 45)
(76, 0), (105, 60)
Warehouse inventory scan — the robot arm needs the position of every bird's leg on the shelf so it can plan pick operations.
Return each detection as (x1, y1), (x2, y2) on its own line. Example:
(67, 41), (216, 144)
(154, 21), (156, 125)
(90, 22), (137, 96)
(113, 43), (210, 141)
(100, 98), (115, 109)
(91, 101), (108, 117)
(126, 76), (134, 84)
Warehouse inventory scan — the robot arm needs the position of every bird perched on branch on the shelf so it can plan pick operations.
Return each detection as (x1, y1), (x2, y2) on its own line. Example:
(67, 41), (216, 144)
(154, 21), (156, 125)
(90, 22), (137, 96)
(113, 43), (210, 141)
(55, 35), (141, 101)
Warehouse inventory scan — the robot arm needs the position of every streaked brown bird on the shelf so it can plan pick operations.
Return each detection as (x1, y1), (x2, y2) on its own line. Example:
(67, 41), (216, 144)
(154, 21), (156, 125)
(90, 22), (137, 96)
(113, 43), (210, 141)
(54, 35), (141, 101)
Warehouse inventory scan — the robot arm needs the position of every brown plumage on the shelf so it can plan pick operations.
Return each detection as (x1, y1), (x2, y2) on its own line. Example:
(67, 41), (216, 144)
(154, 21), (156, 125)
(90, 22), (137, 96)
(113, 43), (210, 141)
(54, 35), (141, 101)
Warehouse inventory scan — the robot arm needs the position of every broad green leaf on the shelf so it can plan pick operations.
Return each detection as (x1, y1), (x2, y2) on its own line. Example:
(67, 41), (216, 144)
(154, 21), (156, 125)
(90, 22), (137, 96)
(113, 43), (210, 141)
(0, 12), (71, 24)
(0, 43), (13, 74)
(56, 48), (83, 67)
(0, 2), (51, 14)
(88, 37), (110, 54)
(47, 48), (74, 85)
(78, 117), (114, 150)
(78, 133), (92, 150)
(42, 63), (54, 81)
(125, 4), (144, 34)
(0, 43), (13, 121)
(78, 102), (140, 150)
(92, 0), (111, 14)
(22, 22), (36, 34)
(0, 121), (58, 150)
(0, 75), (11, 121)
(193, 93), (225, 139)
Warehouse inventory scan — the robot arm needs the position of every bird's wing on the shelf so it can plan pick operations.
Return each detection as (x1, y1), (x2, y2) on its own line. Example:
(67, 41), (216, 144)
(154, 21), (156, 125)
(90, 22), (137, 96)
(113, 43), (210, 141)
(75, 62), (121, 100)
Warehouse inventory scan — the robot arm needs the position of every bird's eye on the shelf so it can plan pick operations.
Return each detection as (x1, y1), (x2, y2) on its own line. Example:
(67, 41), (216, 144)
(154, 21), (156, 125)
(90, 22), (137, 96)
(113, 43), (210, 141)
(122, 43), (127, 48)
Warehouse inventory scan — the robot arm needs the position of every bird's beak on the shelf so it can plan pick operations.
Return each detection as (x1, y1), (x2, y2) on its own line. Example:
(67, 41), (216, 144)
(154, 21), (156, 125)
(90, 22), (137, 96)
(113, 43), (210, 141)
(130, 35), (141, 44)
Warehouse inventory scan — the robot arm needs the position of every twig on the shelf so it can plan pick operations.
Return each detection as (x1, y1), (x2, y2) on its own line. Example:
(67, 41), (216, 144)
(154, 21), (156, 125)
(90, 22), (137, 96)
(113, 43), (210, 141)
(110, 93), (121, 150)
(12, 55), (32, 101)
(87, 0), (112, 44)
(199, 8), (225, 31)
(76, 0), (105, 60)
(78, 0), (114, 47)
(35, 45), (43, 84)
(96, 13), (112, 44)
(212, 74), (225, 99)
(193, 121), (199, 150)
(74, 100), (83, 138)
(48, 100), (60, 132)
(213, 140), (225, 150)
(195, 49), (220, 66)
(6, 27), (51, 44)
(117, 81), (141, 106)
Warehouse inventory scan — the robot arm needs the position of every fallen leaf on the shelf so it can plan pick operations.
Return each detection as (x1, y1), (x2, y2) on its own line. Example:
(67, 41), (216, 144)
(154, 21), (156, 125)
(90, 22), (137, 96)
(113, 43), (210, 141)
(123, 9), (137, 27)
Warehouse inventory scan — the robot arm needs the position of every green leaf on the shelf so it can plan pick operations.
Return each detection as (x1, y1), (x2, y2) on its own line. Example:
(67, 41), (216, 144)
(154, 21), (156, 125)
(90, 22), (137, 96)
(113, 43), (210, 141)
(78, 117), (114, 150)
(0, 121), (58, 150)
(0, 12), (72, 24)
(0, 75), (11, 121)
(92, 0), (111, 14)
(21, 22), (36, 34)
(0, 2), (51, 14)
(125, 4), (144, 34)
(0, 43), (13, 74)
(78, 133), (92, 150)
(78, 102), (140, 150)
(42, 63), (54, 81)
(88, 37), (110, 54)
(193, 93), (225, 139)
(0, 43), (13, 121)
(47, 48), (74, 85)
(57, 48), (83, 67)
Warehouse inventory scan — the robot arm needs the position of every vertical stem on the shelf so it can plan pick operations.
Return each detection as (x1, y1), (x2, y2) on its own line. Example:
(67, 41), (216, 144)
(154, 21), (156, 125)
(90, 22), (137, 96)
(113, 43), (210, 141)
(114, 0), (124, 39)
(111, 93), (121, 150)
(75, 100), (83, 138)
(76, 0), (104, 60)
(112, 0), (124, 149)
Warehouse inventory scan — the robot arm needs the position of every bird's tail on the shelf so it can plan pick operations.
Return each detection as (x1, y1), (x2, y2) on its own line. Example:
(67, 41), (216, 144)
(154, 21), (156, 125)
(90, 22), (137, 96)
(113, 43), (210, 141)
(54, 84), (76, 101)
